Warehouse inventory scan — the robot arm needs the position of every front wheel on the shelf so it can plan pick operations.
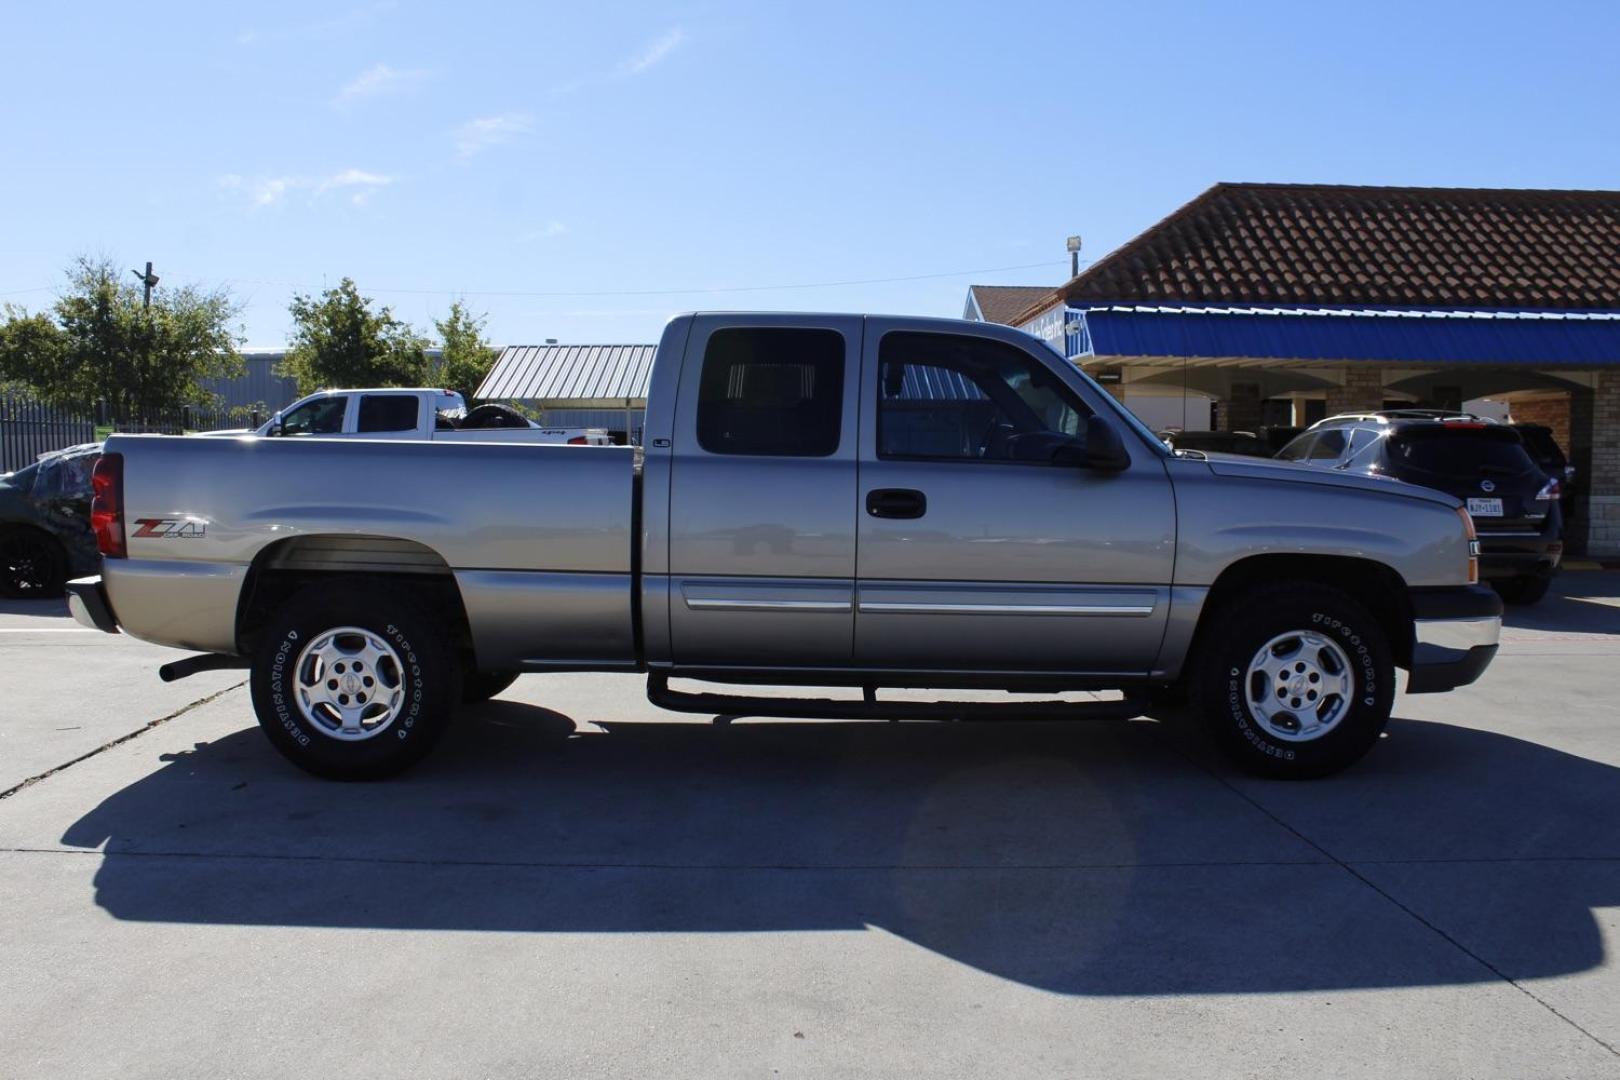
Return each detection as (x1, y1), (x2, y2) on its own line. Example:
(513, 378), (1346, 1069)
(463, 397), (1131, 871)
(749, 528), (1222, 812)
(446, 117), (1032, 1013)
(250, 584), (459, 779)
(1192, 584), (1394, 780)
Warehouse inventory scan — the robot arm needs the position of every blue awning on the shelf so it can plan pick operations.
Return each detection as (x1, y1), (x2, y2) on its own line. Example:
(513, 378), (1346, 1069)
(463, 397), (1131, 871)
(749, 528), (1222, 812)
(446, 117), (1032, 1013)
(1066, 305), (1620, 366)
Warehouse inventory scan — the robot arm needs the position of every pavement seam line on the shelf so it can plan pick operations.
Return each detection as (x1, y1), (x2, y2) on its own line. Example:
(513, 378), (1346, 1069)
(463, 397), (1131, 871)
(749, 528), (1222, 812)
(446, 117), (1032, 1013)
(0, 681), (247, 802)
(1185, 749), (1620, 1061)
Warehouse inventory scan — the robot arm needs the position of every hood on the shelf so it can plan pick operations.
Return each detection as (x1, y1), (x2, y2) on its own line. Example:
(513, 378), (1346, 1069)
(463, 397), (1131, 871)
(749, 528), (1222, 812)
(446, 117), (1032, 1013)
(1201, 455), (1461, 508)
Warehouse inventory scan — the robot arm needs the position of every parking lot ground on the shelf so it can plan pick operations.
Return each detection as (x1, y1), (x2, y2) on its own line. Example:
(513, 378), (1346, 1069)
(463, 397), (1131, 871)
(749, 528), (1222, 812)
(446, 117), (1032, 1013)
(1, 576), (1619, 1078)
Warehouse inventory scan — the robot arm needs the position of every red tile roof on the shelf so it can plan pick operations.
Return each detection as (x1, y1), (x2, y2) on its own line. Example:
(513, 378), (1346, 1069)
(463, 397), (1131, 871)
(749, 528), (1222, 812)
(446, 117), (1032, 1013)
(967, 284), (1057, 325)
(1010, 182), (1620, 324)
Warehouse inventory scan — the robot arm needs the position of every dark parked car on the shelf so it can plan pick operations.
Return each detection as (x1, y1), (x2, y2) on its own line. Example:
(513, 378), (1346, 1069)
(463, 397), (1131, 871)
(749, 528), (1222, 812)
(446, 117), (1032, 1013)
(0, 442), (102, 597)
(1156, 429), (1273, 457)
(1278, 414), (1561, 604)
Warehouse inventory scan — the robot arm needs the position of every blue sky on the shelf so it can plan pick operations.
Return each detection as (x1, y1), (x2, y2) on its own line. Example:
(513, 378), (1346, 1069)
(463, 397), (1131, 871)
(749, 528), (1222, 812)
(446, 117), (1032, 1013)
(4, 0), (1618, 347)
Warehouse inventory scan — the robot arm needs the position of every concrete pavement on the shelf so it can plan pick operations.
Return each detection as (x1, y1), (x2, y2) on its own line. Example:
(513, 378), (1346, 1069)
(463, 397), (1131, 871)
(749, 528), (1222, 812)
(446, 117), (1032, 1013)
(1, 578), (1619, 1077)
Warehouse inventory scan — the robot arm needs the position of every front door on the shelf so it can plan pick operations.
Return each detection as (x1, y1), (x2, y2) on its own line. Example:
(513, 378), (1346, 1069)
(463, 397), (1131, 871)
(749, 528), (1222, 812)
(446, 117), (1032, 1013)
(854, 322), (1176, 673)
(667, 315), (862, 668)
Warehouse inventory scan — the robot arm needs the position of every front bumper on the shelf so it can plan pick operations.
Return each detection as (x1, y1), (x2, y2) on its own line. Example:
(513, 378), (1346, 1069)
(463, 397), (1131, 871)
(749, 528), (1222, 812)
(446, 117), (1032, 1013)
(66, 575), (119, 634)
(1405, 585), (1503, 694)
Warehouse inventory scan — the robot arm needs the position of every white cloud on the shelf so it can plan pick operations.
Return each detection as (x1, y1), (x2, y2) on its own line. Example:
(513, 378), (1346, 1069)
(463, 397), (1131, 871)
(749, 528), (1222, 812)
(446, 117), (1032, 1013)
(219, 169), (396, 208)
(553, 27), (688, 95)
(453, 112), (533, 158)
(615, 27), (686, 78)
(334, 63), (430, 107)
(517, 221), (568, 243)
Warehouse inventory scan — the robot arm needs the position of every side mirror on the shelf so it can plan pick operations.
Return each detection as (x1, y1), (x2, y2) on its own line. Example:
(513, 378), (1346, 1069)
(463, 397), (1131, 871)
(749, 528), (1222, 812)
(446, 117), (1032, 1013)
(1052, 415), (1131, 471)
(267, 413), (284, 437)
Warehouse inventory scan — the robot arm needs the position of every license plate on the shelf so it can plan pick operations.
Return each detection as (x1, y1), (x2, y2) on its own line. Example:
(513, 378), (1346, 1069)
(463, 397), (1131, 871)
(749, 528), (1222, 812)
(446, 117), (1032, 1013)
(1467, 497), (1503, 517)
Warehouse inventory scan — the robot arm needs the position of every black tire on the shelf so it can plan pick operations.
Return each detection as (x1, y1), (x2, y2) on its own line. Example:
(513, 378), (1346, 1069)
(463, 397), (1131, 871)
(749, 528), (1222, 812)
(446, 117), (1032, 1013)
(0, 527), (66, 599)
(462, 669), (519, 704)
(249, 584), (459, 780)
(1192, 583), (1395, 780)
(1493, 574), (1551, 606)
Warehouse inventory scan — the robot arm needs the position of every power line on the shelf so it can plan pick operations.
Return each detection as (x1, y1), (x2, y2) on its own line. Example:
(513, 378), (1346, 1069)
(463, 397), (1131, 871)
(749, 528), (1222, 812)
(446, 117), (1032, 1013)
(221, 259), (1070, 300)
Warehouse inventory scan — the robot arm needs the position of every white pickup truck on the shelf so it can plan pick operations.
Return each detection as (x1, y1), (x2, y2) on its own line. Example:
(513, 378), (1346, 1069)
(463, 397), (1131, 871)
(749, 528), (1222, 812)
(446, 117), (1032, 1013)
(247, 388), (613, 444)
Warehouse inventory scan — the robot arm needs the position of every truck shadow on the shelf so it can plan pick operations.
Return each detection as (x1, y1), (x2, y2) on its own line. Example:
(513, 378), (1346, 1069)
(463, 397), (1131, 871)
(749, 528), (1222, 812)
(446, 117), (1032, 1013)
(58, 704), (1620, 996)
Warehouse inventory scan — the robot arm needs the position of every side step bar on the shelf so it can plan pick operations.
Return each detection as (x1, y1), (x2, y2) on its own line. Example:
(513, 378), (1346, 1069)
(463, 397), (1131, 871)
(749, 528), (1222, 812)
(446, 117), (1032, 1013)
(646, 674), (1147, 722)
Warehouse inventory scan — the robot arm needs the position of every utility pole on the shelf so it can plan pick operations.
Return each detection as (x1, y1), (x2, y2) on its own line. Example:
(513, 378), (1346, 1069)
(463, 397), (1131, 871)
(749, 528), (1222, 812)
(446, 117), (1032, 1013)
(1066, 235), (1083, 279)
(129, 262), (159, 421)
(131, 261), (159, 308)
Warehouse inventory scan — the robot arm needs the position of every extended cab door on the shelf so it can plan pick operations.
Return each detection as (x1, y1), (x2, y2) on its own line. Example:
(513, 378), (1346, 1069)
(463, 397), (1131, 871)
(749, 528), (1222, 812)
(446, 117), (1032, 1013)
(853, 320), (1176, 673)
(666, 315), (862, 667)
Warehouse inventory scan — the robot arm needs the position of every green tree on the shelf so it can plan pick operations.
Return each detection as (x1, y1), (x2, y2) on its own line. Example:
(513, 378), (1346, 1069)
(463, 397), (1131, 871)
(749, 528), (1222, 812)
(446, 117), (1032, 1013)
(281, 278), (429, 394)
(434, 300), (498, 403)
(0, 257), (242, 417)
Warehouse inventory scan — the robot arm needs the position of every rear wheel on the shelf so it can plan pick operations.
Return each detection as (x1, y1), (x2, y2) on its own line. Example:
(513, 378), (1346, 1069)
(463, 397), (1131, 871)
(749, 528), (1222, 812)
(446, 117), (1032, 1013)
(1192, 583), (1394, 779)
(1493, 574), (1551, 606)
(0, 527), (66, 599)
(250, 584), (459, 779)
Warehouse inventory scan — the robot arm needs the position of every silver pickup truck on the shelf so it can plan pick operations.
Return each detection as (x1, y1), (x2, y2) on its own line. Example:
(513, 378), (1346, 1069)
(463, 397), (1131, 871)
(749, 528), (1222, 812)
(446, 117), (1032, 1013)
(69, 313), (1502, 780)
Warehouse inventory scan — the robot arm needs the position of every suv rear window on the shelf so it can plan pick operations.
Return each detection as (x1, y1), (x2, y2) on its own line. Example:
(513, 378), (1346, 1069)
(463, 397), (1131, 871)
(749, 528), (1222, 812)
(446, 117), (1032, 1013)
(1388, 427), (1538, 478)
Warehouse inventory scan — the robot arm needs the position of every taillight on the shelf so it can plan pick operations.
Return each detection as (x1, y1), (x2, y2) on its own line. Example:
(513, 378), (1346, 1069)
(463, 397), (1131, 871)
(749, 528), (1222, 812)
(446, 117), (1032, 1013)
(1536, 476), (1562, 501)
(567, 436), (588, 445)
(91, 453), (126, 558)
(1456, 505), (1478, 584)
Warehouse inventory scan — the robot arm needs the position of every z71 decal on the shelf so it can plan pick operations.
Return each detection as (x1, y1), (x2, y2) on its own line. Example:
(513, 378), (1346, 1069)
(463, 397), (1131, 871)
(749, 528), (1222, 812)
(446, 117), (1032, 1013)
(132, 518), (207, 539)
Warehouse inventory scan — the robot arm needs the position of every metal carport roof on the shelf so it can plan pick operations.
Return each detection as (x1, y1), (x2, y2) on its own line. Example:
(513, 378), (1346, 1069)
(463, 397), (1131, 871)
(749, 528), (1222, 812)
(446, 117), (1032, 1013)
(476, 344), (656, 405)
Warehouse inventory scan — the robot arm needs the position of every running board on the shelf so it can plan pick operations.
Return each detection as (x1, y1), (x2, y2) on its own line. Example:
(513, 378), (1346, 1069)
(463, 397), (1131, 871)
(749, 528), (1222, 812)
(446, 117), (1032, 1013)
(646, 674), (1148, 722)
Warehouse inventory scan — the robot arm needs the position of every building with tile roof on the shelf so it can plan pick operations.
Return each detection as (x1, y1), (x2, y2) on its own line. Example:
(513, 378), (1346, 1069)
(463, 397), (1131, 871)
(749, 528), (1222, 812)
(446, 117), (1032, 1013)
(968, 182), (1620, 555)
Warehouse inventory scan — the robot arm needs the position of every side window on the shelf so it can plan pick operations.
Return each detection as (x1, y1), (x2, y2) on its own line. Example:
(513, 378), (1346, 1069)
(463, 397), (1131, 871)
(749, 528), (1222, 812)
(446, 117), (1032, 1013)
(877, 332), (1089, 463)
(695, 328), (845, 456)
(1276, 434), (1315, 461)
(1306, 429), (1347, 461)
(280, 396), (348, 436)
(357, 394), (421, 433)
(1344, 426), (1381, 462)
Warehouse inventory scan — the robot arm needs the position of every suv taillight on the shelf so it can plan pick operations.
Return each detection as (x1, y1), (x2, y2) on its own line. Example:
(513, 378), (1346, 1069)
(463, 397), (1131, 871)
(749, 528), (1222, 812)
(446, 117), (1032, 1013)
(91, 453), (126, 558)
(1536, 476), (1562, 501)
(1456, 505), (1479, 584)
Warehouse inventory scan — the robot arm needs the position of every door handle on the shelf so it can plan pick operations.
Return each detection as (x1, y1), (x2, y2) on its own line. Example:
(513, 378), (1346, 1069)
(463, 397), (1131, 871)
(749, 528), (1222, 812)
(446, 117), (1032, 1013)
(866, 488), (927, 519)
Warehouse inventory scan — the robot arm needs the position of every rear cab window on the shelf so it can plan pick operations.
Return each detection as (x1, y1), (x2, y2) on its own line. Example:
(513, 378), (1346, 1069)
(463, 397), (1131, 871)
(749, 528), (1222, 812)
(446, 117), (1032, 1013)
(695, 328), (845, 456)
(357, 394), (423, 433)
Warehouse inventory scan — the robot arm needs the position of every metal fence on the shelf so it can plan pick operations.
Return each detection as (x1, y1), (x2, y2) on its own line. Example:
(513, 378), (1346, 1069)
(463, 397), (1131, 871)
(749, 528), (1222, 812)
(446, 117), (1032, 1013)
(0, 392), (97, 472)
(0, 394), (265, 472)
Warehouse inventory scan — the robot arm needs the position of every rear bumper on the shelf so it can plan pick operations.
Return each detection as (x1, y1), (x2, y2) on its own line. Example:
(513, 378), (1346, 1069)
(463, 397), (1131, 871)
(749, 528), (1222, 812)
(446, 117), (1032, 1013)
(1477, 512), (1562, 581)
(1405, 585), (1503, 694)
(66, 575), (119, 634)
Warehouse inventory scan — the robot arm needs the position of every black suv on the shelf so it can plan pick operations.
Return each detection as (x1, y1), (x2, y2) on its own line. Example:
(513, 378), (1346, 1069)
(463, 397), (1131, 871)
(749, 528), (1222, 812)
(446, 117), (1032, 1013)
(1278, 412), (1562, 604)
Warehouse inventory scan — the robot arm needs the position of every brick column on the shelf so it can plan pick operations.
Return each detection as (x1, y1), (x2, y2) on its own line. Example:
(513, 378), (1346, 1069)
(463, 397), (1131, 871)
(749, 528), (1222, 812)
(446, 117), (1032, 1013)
(1219, 381), (1262, 432)
(1324, 366), (1384, 416)
(1584, 371), (1620, 558)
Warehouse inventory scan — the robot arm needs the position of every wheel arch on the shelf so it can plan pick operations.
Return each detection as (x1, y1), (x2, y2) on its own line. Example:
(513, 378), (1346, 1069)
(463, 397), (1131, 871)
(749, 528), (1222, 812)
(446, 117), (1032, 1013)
(1190, 554), (1414, 672)
(235, 534), (475, 664)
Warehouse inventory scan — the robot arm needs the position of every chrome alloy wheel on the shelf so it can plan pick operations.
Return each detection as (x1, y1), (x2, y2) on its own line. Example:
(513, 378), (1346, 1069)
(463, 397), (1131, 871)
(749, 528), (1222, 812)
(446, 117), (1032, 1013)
(294, 626), (407, 741)
(1244, 629), (1354, 743)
